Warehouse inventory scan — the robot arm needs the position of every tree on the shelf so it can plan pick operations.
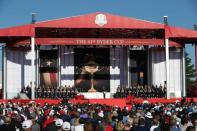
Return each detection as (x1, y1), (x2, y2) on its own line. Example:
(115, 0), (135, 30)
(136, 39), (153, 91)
(185, 52), (196, 96)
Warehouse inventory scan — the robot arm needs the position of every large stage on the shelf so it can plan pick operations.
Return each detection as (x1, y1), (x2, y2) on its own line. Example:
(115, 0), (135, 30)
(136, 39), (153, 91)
(0, 12), (197, 99)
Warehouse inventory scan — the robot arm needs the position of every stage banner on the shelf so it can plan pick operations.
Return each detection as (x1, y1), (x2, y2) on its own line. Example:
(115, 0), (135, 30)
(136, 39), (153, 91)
(74, 48), (110, 92)
(40, 50), (58, 87)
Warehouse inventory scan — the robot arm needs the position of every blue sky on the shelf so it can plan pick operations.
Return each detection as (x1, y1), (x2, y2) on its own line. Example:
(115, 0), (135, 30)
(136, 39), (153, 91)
(0, 0), (197, 67)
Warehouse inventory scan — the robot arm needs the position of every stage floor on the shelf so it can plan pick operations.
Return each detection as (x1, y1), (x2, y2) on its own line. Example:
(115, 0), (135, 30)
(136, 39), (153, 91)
(79, 92), (112, 99)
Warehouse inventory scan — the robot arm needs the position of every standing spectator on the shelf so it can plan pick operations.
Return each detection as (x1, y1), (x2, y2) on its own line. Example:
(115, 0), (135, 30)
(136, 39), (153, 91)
(150, 118), (161, 131)
(22, 120), (33, 131)
(0, 117), (15, 131)
(170, 117), (181, 131)
(30, 112), (40, 131)
(71, 115), (84, 131)
(62, 121), (71, 131)
(84, 121), (94, 131)
(191, 113), (197, 131)
(180, 117), (190, 131)
(145, 112), (153, 129)
(45, 116), (63, 131)
(132, 117), (149, 131)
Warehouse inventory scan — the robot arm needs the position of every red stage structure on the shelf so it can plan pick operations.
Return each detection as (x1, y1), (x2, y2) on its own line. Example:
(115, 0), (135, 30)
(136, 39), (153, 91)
(0, 12), (197, 99)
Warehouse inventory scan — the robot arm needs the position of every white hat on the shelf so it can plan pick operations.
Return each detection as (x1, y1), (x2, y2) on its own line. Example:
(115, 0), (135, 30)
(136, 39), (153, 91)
(49, 110), (55, 116)
(145, 112), (152, 119)
(98, 110), (104, 118)
(55, 119), (63, 127)
(22, 120), (32, 129)
(166, 111), (171, 116)
(77, 108), (81, 112)
(143, 100), (149, 104)
(13, 110), (18, 114)
(62, 122), (71, 130)
(0, 119), (4, 125)
(175, 100), (180, 103)
(175, 108), (179, 112)
(29, 101), (35, 104)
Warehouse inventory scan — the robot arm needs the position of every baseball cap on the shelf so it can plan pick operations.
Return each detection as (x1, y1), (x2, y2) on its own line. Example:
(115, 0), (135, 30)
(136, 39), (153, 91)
(62, 122), (71, 131)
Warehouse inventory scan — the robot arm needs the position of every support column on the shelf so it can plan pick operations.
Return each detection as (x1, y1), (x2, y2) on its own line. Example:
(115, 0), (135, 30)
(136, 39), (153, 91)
(31, 37), (36, 99)
(127, 46), (130, 87)
(164, 16), (170, 98)
(165, 38), (170, 98)
(195, 44), (197, 96)
(147, 46), (150, 86)
(36, 46), (39, 89)
(182, 47), (186, 97)
(194, 25), (197, 97)
(3, 45), (7, 99)
(58, 45), (61, 87)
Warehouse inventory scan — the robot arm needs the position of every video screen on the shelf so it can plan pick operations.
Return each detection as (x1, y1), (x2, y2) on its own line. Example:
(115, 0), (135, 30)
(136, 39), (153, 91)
(74, 48), (110, 92)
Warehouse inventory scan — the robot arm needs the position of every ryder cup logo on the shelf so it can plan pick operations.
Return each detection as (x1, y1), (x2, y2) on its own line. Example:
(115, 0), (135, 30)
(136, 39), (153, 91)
(95, 14), (107, 27)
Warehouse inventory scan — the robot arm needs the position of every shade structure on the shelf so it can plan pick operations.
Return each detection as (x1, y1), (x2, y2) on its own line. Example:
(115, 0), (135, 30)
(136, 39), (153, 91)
(34, 12), (164, 29)
(0, 24), (33, 37)
(0, 12), (196, 45)
(166, 26), (197, 39)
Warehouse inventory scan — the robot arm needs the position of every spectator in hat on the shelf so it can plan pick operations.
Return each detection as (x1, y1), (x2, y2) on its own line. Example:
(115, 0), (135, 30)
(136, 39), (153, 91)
(55, 119), (64, 130)
(22, 120), (33, 131)
(62, 121), (71, 131)
(145, 111), (153, 129)
(45, 116), (63, 131)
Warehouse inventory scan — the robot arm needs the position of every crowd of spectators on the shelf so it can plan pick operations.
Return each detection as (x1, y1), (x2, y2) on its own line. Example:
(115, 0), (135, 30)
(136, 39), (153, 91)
(0, 99), (197, 131)
(21, 86), (77, 99)
(114, 85), (166, 98)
